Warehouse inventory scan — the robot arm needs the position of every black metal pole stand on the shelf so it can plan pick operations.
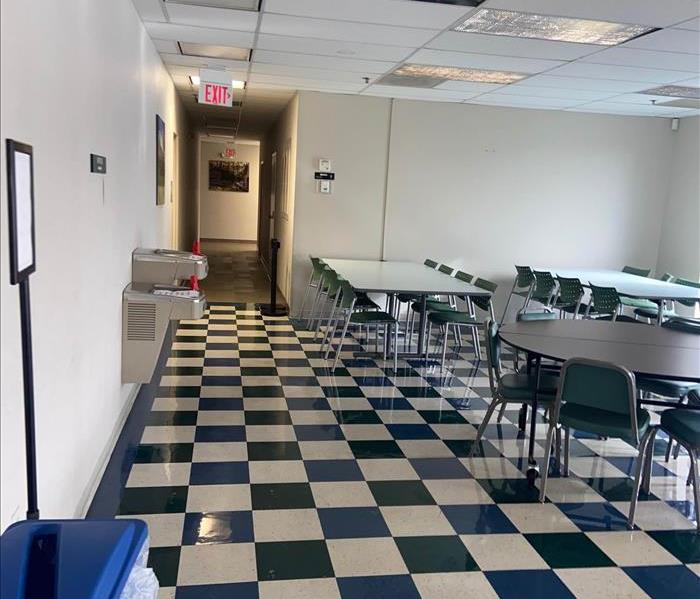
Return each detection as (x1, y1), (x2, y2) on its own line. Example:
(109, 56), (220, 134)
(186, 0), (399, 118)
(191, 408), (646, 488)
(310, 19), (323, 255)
(19, 278), (40, 519)
(259, 238), (288, 317)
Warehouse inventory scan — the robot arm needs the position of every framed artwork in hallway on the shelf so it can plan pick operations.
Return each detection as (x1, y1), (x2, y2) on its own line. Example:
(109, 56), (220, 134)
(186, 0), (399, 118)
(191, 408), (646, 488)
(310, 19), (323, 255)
(155, 114), (165, 205)
(208, 160), (250, 192)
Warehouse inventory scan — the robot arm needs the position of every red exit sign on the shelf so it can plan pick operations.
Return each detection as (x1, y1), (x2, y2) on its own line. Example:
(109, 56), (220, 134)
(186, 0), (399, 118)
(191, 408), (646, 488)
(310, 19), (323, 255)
(199, 82), (233, 107)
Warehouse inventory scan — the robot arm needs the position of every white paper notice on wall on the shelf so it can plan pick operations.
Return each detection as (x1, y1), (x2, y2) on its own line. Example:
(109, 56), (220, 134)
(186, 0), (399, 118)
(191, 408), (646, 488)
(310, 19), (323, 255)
(14, 151), (34, 272)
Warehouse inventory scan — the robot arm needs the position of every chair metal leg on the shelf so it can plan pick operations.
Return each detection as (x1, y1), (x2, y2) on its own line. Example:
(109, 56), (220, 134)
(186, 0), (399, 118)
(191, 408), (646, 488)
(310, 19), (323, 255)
(383, 324), (388, 361)
(425, 322), (432, 360)
(555, 426), (562, 472)
(688, 448), (700, 531)
(539, 423), (558, 502)
(673, 439), (682, 460)
(441, 323), (449, 368)
(332, 314), (352, 371)
(496, 402), (508, 423)
(324, 318), (339, 360)
(665, 437), (674, 462)
(298, 272), (314, 321)
(393, 321), (399, 373)
(628, 426), (658, 529)
(499, 280), (516, 325)
(563, 427), (570, 477)
(469, 399), (504, 457)
(307, 283), (324, 330)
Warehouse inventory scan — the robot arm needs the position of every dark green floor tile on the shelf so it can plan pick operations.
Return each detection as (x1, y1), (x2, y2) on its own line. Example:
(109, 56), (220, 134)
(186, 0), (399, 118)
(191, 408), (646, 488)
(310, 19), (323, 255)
(247, 441), (301, 461)
(396, 536), (478, 573)
(241, 366), (278, 376)
(418, 410), (467, 424)
(256, 540), (334, 581)
(147, 546), (180, 587)
(334, 410), (382, 424)
(477, 479), (542, 504)
(445, 440), (502, 458)
(368, 481), (435, 506)
(323, 386), (365, 398)
(118, 486), (188, 514)
(314, 367), (350, 377)
(349, 440), (405, 459)
(397, 386), (442, 398)
(134, 443), (193, 463)
(243, 386), (284, 397)
(585, 477), (658, 502)
(251, 483), (315, 510)
(648, 530), (700, 563)
(156, 386), (200, 398)
(164, 366), (202, 376)
(244, 410), (293, 425)
(147, 410), (198, 426)
(525, 533), (615, 569)
(239, 350), (274, 359)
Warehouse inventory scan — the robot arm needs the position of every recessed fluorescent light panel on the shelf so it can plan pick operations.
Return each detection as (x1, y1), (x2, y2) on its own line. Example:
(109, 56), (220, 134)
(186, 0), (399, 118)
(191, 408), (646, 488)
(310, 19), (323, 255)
(640, 85), (700, 99)
(190, 75), (246, 89)
(379, 63), (528, 88)
(179, 42), (251, 61)
(166, 0), (260, 10)
(409, 0), (485, 5)
(454, 9), (658, 45)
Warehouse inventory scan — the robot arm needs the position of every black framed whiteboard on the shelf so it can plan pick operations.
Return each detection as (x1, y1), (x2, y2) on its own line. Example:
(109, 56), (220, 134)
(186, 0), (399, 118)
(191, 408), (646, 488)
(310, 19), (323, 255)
(6, 139), (36, 284)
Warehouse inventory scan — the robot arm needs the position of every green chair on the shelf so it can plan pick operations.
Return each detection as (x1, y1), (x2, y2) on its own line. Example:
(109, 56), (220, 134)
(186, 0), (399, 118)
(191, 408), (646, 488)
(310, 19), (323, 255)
(622, 265), (652, 277)
(660, 389), (700, 465)
(500, 265), (536, 325)
(538, 358), (650, 527)
(397, 259), (440, 346)
(520, 270), (557, 314)
(627, 273), (675, 319)
(632, 404), (700, 531)
(469, 320), (559, 456)
(585, 284), (638, 323)
(326, 281), (398, 372)
(425, 277), (497, 364)
(307, 265), (333, 330)
(553, 276), (585, 318)
(299, 256), (326, 323)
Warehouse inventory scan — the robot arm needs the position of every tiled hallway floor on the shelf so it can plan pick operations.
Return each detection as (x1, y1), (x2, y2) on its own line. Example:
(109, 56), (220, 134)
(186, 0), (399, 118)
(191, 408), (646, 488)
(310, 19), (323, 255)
(106, 304), (699, 598)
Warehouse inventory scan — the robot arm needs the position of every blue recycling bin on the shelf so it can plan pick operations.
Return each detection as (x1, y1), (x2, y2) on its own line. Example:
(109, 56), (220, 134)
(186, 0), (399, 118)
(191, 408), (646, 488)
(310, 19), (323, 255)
(1, 518), (148, 599)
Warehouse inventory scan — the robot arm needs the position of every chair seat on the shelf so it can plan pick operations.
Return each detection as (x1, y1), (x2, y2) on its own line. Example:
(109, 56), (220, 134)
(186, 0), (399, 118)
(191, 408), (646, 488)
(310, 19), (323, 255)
(637, 376), (700, 399)
(634, 306), (675, 320)
(397, 293), (420, 303)
(663, 317), (700, 335)
(621, 297), (657, 310)
(428, 310), (478, 326)
(355, 295), (379, 310)
(559, 404), (650, 442)
(350, 310), (396, 324)
(661, 409), (700, 449)
(561, 303), (588, 315)
(516, 311), (557, 322)
(498, 372), (559, 401)
(589, 314), (641, 323)
(411, 300), (454, 313)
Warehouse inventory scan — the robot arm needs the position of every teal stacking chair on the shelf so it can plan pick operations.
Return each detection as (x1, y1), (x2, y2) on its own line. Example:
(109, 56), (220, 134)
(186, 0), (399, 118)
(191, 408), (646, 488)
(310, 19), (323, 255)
(622, 265), (652, 277)
(585, 284), (638, 323)
(326, 281), (398, 372)
(625, 273), (675, 319)
(500, 265), (536, 324)
(636, 277), (700, 322)
(553, 276), (585, 318)
(397, 259), (440, 347)
(425, 277), (497, 364)
(299, 256), (326, 322)
(406, 264), (458, 349)
(520, 270), (557, 315)
(469, 320), (559, 456)
(632, 401), (700, 530)
(539, 359), (650, 527)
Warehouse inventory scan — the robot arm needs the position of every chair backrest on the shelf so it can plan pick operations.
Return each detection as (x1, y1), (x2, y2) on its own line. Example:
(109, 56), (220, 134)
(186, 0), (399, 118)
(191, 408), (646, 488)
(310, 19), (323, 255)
(455, 270), (473, 283)
(660, 273), (674, 282)
(438, 264), (455, 275)
(556, 276), (584, 306)
(622, 265), (651, 277)
(339, 280), (357, 310)
(310, 256), (326, 279)
(675, 277), (700, 308)
(324, 270), (342, 297)
(483, 319), (502, 392)
(515, 265), (535, 289)
(424, 259), (439, 269)
(553, 358), (639, 444)
(472, 278), (497, 313)
(589, 284), (620, 316)
(532, 270), (557, 303)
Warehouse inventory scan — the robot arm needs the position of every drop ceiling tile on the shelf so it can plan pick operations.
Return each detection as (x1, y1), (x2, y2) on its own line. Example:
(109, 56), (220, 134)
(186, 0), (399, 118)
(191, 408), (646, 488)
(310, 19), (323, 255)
(160, 52), (249, 75)
(496, 84), (616, 101)
(472, 93), (581, 108)
(410, 49), (564, 74)
(674, 16), (700, 31)
(145, 22), (255, 46)
(581, 47), (700, 72)
(263, 0), (474, 29)
(433, 80), (505, 93)
(259, 13), (438, 47)
(363, 84), (477, 101)
(484, 0), (700, 27)
(255, 34), (414, 62)
(607, 92), (697, 105)
(548, 61), (698, 84)
(253, 49), (395, 74)
(622, 27), (700, 54)
(251, 62), (377, 84)
(515, 74), (653, 93)
(165, 3), (259, 31)
(133, 0), (167, 22)
(673, 75), (700, 86)
(153, 39), (180, 53)
(248, 73), (365, 92)
(573, 101), (696, 116)
(427, 31), (600, 61)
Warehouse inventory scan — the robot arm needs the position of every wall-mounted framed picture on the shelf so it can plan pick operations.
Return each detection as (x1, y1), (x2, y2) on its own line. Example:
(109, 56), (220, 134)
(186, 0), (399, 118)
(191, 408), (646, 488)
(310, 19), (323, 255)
(156, 114), (166, 205)
(6, 139), (36, 284)
(208, 160), (250, 192)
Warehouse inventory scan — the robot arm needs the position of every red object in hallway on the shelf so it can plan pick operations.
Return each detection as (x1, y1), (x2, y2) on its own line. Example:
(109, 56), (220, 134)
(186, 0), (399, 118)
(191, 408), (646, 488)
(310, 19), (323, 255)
(190, 275), (199, 291)
(192, 239), (201, 255)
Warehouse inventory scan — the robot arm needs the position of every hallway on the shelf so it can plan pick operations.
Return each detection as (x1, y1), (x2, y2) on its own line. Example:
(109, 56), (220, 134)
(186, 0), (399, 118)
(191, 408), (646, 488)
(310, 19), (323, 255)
(199, 240), (276, 306)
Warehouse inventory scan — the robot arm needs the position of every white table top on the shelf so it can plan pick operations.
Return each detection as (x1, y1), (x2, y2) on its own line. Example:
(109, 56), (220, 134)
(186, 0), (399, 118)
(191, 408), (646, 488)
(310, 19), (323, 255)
(535, 268), (700, 302)
(321, 259), (491, 296)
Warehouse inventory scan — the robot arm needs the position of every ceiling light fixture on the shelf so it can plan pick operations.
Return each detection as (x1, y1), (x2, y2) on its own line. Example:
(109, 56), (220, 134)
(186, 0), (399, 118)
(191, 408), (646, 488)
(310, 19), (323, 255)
(166, 0), (260, 11)
(453, 8), (658, 45)
(190, 75), (246, 89)
(179, 42), (251, 61)
(640, 85), (700, 99)
(389, 63), (528, 85)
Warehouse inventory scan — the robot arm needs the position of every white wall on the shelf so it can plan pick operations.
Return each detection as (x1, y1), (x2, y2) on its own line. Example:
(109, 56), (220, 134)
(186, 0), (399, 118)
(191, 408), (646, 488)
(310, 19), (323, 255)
(200, 140), (259, 241)
(286, 92), (684, 318)
(656, 116), (700, 282)
(1, 0), (192, 529)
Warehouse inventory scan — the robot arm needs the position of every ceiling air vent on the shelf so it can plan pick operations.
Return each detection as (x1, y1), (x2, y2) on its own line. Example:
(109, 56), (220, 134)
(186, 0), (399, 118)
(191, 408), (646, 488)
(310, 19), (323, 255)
(127, 303), (156, 342)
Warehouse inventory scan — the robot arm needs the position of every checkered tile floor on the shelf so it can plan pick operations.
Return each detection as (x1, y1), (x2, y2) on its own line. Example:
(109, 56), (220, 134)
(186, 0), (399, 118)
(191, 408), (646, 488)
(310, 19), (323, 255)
(107, 303), (700, 598)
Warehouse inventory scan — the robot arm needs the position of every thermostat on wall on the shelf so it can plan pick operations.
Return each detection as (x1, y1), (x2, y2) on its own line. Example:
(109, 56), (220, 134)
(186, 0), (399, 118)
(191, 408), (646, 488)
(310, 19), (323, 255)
(318, 158), (331, 172)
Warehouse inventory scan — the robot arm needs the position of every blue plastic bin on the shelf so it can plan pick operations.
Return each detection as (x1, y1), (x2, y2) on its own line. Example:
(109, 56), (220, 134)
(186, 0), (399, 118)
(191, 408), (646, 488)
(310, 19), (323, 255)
(1, 519), (148, 599)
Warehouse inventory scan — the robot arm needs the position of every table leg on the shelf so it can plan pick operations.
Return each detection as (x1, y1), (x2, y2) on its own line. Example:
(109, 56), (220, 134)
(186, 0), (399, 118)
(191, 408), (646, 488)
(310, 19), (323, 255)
(417, 294), (427, 359)
(656, 300), (664, 327)
(526, 354), (541, 485)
